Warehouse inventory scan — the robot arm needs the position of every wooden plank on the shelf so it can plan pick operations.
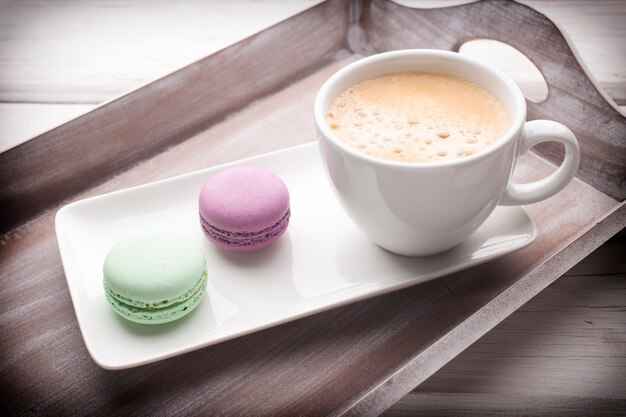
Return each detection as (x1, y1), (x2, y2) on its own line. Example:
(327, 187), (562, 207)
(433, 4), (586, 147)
(0, 103), (95, 153)
(0, 0), (323, 104)
(382, 393), (626, 417)
(0, 1), (621, 105)
(520, 0), (626, 105)
(384, 238), (626, 416)
(0, 0), (321, 152)
(2, 0), (623, 154)
(0, 0), (349, 234)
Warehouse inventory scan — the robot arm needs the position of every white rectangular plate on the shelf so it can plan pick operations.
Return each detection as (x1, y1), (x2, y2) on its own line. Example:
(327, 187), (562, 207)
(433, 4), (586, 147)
(56, 142), (537, 369)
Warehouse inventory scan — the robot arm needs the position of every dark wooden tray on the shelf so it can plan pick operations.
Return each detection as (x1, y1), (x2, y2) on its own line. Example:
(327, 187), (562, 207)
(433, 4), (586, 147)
(1, 0), (624, 415)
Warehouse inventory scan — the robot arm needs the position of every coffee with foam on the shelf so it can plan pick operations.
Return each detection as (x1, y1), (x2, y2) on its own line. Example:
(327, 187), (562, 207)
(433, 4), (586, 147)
(327, 72), (509, 163)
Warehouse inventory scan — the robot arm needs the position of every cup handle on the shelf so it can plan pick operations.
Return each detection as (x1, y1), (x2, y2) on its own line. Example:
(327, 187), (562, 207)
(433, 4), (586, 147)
(500, 120), (580, 206)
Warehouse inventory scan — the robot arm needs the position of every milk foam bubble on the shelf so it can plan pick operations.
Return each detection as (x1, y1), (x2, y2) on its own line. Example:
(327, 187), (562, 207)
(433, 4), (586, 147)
(327, 72), (509, 163)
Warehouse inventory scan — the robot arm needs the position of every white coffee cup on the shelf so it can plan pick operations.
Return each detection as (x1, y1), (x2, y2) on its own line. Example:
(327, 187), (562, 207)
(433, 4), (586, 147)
(314, 49), (580, 256)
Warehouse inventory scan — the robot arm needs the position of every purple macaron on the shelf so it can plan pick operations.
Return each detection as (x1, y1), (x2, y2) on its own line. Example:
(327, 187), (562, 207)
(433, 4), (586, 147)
(199, 166), (290, 252)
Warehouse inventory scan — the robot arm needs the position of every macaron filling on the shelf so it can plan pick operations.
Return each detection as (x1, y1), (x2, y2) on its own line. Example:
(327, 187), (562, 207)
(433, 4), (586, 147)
(104, 271), (208, 324)
(103, 268), (208, 309)
(200, 208), (290, 248)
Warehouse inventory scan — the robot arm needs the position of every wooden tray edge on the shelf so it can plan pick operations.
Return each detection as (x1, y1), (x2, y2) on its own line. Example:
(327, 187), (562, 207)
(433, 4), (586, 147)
(341, 201), (626, 416)
(0, 0), (349, 235)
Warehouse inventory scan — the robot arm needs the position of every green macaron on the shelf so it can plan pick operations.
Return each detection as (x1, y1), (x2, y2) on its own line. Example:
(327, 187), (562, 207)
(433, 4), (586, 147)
(103, 232), (207, 324)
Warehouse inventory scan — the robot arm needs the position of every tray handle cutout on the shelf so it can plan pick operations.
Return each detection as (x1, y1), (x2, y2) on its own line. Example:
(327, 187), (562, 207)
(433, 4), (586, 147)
(364, 0), (626, 201)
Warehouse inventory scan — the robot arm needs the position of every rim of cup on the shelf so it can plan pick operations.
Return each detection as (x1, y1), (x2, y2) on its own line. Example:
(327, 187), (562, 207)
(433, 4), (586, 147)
(314, 49), (527, 169)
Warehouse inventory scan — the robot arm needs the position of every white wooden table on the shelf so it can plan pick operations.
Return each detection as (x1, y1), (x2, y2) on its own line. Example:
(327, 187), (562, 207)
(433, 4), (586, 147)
(1, 1), (624, 415)
(1, 0), (624, 153)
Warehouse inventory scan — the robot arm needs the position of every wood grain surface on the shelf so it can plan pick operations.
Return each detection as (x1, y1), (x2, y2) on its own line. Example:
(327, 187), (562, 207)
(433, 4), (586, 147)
(0, 0), (322, 153)
(1, 1), (625, 416)
(2, 1), (624, 154)
(396, 0), (626, 104)
(0, 0), (349, 234)
(0, 0), (323, 104)
(384, 234), (626, 417)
